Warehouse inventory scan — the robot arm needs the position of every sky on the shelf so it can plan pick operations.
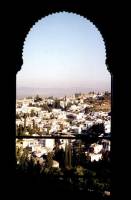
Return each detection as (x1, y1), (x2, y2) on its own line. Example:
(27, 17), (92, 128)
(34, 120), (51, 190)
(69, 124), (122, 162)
(17, 12), (110, 97)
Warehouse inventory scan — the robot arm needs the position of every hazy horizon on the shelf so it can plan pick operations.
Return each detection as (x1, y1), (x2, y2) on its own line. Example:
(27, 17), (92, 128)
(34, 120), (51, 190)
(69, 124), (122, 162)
(16, 86), (111, 99)
(17, 12), (110, 97)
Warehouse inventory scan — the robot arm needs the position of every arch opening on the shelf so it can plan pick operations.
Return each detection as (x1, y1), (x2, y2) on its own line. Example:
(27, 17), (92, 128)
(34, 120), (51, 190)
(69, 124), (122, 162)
(16, 11), (111, 195)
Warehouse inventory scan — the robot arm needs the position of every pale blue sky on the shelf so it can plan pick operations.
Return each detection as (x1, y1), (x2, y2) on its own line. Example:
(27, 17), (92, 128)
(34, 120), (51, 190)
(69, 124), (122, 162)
(17, 12), (110, 93)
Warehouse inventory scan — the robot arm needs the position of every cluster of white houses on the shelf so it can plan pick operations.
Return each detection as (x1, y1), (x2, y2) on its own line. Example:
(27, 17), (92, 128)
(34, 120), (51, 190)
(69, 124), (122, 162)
(16, 92), (111, 165)
(16, 93), (111, 136)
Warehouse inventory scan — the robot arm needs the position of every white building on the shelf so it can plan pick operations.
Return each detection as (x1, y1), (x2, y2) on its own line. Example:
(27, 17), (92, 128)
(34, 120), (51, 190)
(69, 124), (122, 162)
(59, 139), (69, 150)
(89, 153), (102, 162)
(90, 143), (103, 154)
(104, 120), (111, 133)
(52, 160), (59, 168)
(45, 139), (55, 151)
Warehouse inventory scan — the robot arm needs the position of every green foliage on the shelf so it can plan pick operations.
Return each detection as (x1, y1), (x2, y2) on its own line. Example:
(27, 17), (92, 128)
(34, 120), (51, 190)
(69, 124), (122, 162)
(41, 103), (51, 112)
(30, 109), (35, 117)
(46, 152), (53, 168)
(16, 113), (21, 119)
(54, 99), (61, 109)
(75, 165), (85, 176)
(34, 95), (42, 102)
(16, 124), (24, 136)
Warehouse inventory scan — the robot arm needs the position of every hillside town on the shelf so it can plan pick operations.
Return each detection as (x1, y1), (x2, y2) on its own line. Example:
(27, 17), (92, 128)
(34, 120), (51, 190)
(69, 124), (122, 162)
(16, 91), (111, 161)
(16, 91), (111, 137)
(16, 91), (111, 196)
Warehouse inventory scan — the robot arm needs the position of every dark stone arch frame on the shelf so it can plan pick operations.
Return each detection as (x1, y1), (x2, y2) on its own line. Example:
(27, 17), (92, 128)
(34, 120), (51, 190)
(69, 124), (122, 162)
(16, 9), (112, 74)
(5, 3), (115, 196)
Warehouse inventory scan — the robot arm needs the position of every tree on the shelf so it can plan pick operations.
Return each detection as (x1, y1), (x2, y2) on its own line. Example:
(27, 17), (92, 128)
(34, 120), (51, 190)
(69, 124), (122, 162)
(66, 102), (72, 110)
(16, 146), (23, 163)
(29, 103), (33, 107)
(68, 141), (72, 169)
(75, 165), (84, 176)
(85, 106), (90, 114)
(65, 142), (68, 168)
(88, 123), (105, 136)
(43, 104), (51, 112)
(17, 124), (24, 136)
(54, 99), (61, 109)
(30, 109), (35, 117)
(54, 147), (65, 168)
(34, 94), (42, 102)
(104, 91), (110, 100)
(23, 114), (27, 132)
(27, 125), (34, 136)
(65, 140), (72, 169)
(16, 113), (21, 119)
(46, 152), (53, 168)
(32, 119), (35, 129)
(19, 148), (29, 171)
(29, 128), (34, 136)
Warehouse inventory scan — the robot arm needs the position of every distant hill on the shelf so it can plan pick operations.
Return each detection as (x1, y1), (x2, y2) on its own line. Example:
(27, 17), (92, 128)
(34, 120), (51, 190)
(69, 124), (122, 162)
(16, 87), (110, 99)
